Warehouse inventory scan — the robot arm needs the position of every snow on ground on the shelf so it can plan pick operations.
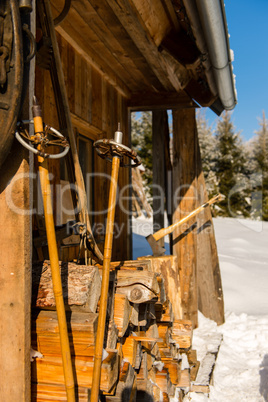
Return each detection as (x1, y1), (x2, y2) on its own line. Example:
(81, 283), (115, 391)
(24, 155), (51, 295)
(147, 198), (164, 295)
(132, 215), (268, 401)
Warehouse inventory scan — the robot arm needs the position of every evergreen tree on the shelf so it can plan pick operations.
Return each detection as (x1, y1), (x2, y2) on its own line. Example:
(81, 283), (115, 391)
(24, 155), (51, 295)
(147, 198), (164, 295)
(251, 111), (268, 220)
(131, 112), (153, 198)
(215, 112), (249, 217)
(196, 111), (219, 198)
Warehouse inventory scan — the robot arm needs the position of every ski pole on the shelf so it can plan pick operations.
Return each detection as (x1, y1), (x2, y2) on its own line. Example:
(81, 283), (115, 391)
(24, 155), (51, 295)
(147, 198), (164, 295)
(32, 96), (75, 402)
(90, 126), (140, 401)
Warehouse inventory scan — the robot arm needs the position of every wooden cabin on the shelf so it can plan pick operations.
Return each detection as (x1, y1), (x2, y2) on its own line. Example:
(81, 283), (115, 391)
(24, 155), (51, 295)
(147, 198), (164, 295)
(0, 0), (236, 400)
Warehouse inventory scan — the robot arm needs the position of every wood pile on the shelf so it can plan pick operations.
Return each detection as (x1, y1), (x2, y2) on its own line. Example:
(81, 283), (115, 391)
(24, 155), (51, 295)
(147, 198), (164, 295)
(31, 257), (206, 401)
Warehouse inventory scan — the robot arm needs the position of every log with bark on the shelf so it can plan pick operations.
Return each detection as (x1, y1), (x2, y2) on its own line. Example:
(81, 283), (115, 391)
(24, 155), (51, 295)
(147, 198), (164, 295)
(32, 261), (101, 312)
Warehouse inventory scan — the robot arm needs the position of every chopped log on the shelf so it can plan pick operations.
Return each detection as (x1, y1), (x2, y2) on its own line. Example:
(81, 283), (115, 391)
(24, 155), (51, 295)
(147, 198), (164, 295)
(157, 323), (171, 349)
(31, 383), (90, 401)
(136, 352), (148, 382)
(138, 256), (182, 319)
(156, 275), (166, 305)
(138, 303), (149, 326)
(171, 320), (193, 349)
(129, 303), (139, 326)
(152, 384), (163, 402)
(187, 349), (200, 382)
(155, 367), (171, 394)
(134, 341), (143, 370)
(32, 350), (119, 393)
(164, 360), (181, 386)
(190, 360), (200, 383)
(115, 266), (160, 305)
(113, 294), (131, 337)
(116, 270), (159, 293)
(177, 369), (190, 388)
(105, 361), (136, 402)
(121, 336), (138, 367)
(106, 321), (119, 350)
(155, 301), (174, 323)
(146, 320), (160, 340)
(136, 380), (153, 399)
(32, 261), (101, 312)
(116, 284), (157, 304)
(32, 310), (98, 357)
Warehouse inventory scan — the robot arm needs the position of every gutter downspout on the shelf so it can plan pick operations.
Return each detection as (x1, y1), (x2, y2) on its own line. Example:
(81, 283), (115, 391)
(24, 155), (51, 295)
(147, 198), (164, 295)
(196, 0), (237, 110)
(184, 0), (237, 111)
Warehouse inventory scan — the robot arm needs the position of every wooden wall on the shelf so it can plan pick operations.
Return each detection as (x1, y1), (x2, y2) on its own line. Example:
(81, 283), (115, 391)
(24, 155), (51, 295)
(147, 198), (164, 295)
(35, 33), (131, 261)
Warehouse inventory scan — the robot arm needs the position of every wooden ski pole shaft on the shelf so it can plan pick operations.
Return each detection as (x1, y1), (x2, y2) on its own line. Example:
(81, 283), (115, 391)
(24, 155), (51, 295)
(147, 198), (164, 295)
(32, 97), (75, 402)
(90, 130), (122, 402)
(153, 194), (223, 242)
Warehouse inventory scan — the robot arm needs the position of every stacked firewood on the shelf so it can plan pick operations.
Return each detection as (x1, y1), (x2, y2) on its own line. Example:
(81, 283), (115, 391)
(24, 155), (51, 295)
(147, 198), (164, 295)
(31, 257), (201, 401)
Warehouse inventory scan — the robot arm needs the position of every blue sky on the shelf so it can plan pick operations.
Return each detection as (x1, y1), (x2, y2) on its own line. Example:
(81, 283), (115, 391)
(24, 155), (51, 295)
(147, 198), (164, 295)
(205, 0), (268, 141)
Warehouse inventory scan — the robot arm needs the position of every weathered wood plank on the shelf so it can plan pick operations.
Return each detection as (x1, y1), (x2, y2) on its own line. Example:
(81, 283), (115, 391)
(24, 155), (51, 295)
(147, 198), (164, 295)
(138, 256), (182, 319)
(72, 0), (147, 89)
(172, 108), (198, 327)
(50, 2), (131, 97)
(91, 67), (103, 130)
(196, 135), (225, 325)
(132, 167), (153, 218)
(191, 333), (222, 393)
(0, 143), (31, 401)
(152, 110), (166, 248)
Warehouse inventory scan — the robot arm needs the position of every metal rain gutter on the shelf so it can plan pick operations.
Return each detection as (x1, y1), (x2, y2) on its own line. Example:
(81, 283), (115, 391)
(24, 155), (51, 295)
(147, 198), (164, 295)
(195, 0), (237, 110)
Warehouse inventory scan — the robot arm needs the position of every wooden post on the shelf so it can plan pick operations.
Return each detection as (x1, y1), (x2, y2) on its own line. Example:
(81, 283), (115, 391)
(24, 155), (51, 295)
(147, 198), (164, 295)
(152, 111), (166, 246)
(0, 143), (32, 400)
(172, 108), (198, 327)
(0, 6), (34, 400)
(196, 137), (225, 325)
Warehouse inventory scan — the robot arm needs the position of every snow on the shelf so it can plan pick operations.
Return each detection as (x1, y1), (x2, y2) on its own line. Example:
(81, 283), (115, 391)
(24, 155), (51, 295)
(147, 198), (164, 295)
(132, 215), (268, 401)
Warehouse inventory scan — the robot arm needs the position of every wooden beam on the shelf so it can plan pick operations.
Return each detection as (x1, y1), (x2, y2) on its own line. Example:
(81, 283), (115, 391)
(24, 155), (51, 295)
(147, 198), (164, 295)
(104, 0), (186, 91)
(81, 0), (165, 92)
(130, 0), (172, 47)
(0, 7), (34, 398)
(0, 143), (31, 400)
(128, 91), (197, 111)
(172, 108), (198, 328)
(153, 110), (166, 246)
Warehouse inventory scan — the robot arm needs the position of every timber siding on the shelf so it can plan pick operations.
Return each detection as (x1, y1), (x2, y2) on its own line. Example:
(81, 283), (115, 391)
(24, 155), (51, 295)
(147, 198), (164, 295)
(35, 33), (131, 261)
